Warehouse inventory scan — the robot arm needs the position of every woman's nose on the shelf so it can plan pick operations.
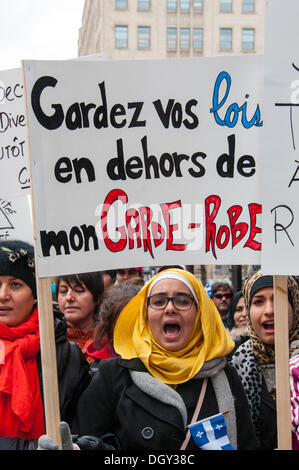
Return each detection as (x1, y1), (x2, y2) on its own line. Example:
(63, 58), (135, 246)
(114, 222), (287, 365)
(65, 289), (75, 301)
(264, 300), (274, 315)
(165, 298), (176, 313)
(0, 285), (9, 300)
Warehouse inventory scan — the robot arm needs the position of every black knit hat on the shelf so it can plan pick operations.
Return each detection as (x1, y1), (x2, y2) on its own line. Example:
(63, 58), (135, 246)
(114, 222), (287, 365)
(0, 239), (36, 298)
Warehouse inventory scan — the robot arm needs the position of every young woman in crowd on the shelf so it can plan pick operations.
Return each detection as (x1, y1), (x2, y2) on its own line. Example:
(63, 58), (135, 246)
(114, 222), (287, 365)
(101, 270), (116, 290)
(67, 268), (256, 450)
(226, 290), (249, 354)
(55, 271), (104, 362)
(0, 240), (90, 450)
(86, 279), (143, 375)
(231, 269), (299, 449)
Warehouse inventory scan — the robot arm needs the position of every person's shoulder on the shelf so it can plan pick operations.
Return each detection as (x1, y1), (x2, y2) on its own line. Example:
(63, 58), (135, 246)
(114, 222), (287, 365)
(94, 357), (146, 381)
(96, 356), (145, 372)
(290, 353), (299, 367)
(97, 356), (122, 371)
(224, 361), (240, 379)
(230, 338), (252, 364)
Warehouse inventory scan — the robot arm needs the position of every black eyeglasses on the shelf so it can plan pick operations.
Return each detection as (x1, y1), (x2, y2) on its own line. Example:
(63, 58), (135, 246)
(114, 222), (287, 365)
(214, 293), (232, 300)
(147, 294), (195, 311)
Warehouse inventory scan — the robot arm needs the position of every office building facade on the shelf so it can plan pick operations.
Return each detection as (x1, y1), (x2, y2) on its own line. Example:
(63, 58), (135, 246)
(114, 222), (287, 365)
(78, 0), (266, 60)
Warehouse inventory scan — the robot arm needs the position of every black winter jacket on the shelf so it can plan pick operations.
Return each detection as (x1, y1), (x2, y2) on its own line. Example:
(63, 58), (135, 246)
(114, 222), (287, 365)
(258, 377), (277, 449)
(0, 308), (91, 450)
(73, 357), (257, 450)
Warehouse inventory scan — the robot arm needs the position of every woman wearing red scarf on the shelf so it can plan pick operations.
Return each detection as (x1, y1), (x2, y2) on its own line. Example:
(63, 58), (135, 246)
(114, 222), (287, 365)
(0, 240), (90, 449)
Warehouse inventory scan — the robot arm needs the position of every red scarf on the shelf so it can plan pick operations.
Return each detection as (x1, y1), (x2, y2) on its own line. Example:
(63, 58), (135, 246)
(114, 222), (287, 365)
(0, 308), (45, 439)
(86, 341), (119, 360)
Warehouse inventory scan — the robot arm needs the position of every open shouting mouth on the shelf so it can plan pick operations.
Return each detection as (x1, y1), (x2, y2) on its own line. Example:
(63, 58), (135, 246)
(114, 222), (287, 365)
(163, 322), (181, 339)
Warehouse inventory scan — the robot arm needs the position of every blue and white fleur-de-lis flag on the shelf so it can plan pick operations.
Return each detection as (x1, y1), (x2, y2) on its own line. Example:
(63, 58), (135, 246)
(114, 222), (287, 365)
(188, 413), (235, 450)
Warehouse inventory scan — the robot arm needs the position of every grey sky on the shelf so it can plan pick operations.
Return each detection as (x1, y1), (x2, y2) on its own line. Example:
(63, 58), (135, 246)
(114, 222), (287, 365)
(0, 0), (85, 71)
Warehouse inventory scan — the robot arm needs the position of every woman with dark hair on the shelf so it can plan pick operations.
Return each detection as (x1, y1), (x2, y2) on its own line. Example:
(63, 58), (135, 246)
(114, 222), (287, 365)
(86, 279), (143, 374)
(56, 272), (104, 361)
(226, 290), (249, 355)
(0, 240), (90, 450)
(231, 269), (299, 449)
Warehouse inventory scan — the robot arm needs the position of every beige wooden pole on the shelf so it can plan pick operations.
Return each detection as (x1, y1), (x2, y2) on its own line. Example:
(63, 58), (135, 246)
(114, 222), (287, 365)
(22, 62), (62, 449)
(274, 275), (292, 450)
(35, 276), (62, 449)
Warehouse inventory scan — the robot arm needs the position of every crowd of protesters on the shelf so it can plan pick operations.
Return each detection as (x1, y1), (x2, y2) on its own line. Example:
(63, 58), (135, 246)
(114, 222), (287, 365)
(0, 239), (298, 450)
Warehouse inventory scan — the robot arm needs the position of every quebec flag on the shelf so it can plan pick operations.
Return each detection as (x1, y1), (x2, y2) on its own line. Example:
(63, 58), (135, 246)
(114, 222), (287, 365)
(189, 413), (235, 450)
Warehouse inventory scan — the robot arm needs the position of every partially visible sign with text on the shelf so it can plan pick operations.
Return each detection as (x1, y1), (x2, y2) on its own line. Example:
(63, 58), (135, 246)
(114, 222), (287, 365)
(263, 0), (299, 274)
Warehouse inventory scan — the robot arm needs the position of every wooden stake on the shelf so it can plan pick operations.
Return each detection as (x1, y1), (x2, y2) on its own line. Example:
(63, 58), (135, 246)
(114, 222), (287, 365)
(274, 275), (292, 450)
(36, 277), (62, 449)
(22, 62), (62, 449)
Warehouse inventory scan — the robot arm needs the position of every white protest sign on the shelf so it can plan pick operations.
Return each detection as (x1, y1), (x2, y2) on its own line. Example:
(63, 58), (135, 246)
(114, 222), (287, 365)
(0, 68), (33, 243)
(0, 68), (30, 197)
(23, 56), (263, 277)
(262, 0), (299, 275)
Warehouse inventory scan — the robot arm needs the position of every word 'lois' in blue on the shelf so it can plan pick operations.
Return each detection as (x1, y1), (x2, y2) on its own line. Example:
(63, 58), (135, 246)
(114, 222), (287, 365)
(210, 71), (263, 129)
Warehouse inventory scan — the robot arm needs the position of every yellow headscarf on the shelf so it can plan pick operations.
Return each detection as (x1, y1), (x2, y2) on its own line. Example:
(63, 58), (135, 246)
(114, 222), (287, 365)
(113, 269), (234, 385)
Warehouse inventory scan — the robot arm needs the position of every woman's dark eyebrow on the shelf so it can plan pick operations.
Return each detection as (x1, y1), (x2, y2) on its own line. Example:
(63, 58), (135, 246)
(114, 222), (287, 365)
(151, 291), (191, 296)
(252, 293), (269, 299)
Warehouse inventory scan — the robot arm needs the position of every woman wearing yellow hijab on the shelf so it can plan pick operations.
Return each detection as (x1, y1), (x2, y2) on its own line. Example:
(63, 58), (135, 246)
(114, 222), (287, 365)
(72, 269), (256, 450)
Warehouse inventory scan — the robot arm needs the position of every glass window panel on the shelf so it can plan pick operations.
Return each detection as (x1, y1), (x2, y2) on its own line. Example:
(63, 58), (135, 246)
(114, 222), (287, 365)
(193, 0), (203, 12)
(138, 26), (150, 48)
(138, 0), (150, 9)
(180, 27), (190, 49)
(220, 0), (232, 12)
(243, 0), (254, 12)
(115, 25), (128, 48)
(242, 28), (254, 50)
(180, 0), (190, 11)
(167, 0), (177, 11)
(220, 28), (232, 49)
(116, 0), (127, 9)
(193, 28), (203, 50)
(167, 27), (177, 50)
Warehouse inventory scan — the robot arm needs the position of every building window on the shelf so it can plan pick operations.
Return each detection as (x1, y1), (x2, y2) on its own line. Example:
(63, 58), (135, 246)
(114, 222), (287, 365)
(193, 0), (203, 12)
(220, 28), (232, 50)
(193, 28), (203, 50)
(138, 26), (150, 48)
(242, 28), (254, 51)
(220, 0), (232, 12)
(180, 28), (190, 49)
(167, 27), (177, 50)
(167, 0), (177, 11)
(138, 0), (150, 9)
(180, 0), (190, 12)
(115, 25), (128, 48)
(243, 0), (254, 12)
(116, 0), (127, 9)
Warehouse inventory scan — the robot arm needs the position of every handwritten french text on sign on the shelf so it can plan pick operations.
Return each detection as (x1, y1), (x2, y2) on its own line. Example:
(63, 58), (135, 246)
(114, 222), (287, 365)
(262, 0), (299, 275)
(0, 68), (33, 244)
(0, 68), (30, 198)
(23, 57), (263, 277)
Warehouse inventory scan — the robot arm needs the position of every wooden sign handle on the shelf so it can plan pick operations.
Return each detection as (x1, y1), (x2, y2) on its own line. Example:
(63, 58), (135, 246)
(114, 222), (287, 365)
(274, 275), (292, 450)
(22, 62), (62, 449)
(36, 276), (62, 449)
